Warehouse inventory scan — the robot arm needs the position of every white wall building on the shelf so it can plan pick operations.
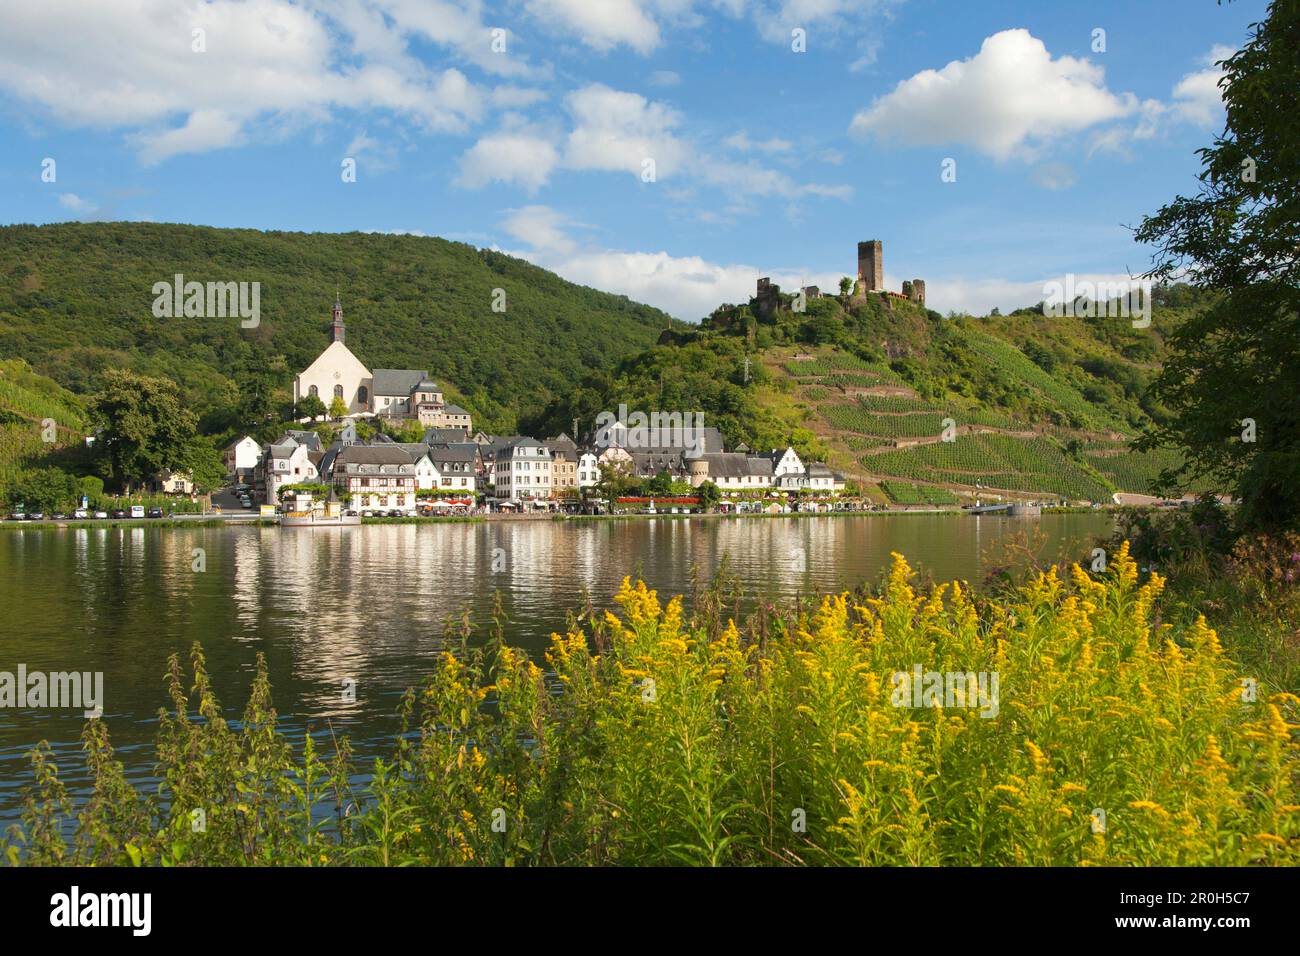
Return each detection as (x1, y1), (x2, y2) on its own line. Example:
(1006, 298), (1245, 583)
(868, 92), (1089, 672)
(490, 438), (553, 501)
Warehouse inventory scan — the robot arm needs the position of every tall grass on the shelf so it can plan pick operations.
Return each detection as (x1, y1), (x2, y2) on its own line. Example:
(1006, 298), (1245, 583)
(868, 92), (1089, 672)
(4, 543), (1296, 866)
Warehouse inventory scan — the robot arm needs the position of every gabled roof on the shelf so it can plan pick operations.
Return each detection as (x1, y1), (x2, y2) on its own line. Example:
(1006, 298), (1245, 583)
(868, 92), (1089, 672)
(427, 444), (478, 465)
(334, 445), (415, 466)
(371, 369), (428, 396)
(393, 442), (433, 461)
(422, 427), (470, 444)
(443, 404), (470, 416)
(279, 430), (323, 452)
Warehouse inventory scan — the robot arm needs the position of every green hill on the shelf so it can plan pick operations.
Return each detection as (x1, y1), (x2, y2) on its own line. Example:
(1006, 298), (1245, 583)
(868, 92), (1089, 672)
(0, 222), (676, 435)
(528, 281), (1215, 503)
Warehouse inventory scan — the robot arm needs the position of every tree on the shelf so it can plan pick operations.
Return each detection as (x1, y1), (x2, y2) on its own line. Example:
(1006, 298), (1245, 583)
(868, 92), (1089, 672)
(89, 369), (199, 494)
(695, 480), (721, 511)
(235, 351), (288, 430)
(1135, 2), (1300, 529)
(329, 396), (348, 421)
(178, 435), (227, 494)
(297, 394), (327, 422)
(7, 467), (80, 512)
(838, 276), (853, 296)
(594, 460), (637, 512)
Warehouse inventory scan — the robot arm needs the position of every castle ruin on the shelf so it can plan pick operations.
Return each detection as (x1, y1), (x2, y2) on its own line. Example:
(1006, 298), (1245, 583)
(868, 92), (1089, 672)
(857, 240), (883, 293)
(752, 241), (926, 313)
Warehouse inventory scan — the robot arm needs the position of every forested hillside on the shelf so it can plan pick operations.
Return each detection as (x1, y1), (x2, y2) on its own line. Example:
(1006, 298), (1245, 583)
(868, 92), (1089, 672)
(0, 222), (675, 434)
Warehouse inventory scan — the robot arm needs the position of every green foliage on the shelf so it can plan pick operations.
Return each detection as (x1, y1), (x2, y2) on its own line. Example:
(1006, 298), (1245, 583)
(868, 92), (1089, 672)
(880, 480), (958, 505)
(1135, 1), (1300, 530)
(88, 369), (199, 493)
(0, 222), (674, 438)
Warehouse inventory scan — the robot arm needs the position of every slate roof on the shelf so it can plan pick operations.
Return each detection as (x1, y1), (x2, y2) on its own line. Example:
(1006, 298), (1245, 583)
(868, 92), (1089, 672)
(371, 369), (428, 396)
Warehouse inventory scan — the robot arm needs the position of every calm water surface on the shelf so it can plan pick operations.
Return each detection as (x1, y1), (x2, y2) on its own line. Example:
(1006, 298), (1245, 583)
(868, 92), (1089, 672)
(0, 513), (1113, 822)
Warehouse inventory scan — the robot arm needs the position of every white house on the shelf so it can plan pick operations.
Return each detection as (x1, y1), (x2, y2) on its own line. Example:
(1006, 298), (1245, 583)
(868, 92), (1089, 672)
(767, 447), (804, 478)
(577, 451), (600, 488)
(427, 445), (478, 493)
(489, 438), (553, 501)
(224, 436), (260, 479)
(261, 440), (318, 502)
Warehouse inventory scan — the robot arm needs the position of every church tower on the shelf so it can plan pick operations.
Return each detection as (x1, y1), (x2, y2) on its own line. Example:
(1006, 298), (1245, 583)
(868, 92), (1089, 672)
(331, 295), (345, 344)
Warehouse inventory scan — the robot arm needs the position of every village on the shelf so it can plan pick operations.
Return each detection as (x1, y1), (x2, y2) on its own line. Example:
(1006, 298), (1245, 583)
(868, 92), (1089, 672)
(218, 297), (850, 519)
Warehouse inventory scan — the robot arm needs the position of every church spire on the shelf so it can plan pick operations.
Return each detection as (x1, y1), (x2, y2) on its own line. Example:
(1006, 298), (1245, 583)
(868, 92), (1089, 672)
(331, 291), (345, 344)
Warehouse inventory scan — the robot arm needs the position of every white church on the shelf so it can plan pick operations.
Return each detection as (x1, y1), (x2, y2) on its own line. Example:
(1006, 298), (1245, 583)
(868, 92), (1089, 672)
(293, 298), (473, 432)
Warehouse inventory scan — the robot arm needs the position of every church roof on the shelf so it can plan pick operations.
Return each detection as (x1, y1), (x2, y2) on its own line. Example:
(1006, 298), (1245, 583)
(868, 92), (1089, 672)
(371, 369), (428, 396)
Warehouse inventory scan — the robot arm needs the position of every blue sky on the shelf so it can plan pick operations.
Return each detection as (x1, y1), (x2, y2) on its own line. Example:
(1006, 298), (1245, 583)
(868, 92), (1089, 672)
(0, 0), (1264, 318)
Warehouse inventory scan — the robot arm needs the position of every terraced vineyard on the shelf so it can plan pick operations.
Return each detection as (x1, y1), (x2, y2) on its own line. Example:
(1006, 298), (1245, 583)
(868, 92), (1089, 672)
(880, 480), (959, 506)
(964, 333), (1127, 431)
(1085, 446), (1189, 496)
(766, 328), (1187, 502)
(864, 435), (1113, 502)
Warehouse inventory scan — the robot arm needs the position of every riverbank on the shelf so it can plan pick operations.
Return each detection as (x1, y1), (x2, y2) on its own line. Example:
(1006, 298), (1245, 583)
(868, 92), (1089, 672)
(1, 505), (1127, 529)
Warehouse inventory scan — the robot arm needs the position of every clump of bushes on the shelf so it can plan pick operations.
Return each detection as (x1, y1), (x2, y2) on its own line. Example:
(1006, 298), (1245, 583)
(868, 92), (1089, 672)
(5, 544), (1297, 866)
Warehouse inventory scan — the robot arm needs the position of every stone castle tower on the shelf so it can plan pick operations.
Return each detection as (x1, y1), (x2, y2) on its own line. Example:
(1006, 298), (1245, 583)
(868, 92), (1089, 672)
(857, 240), (883, 293)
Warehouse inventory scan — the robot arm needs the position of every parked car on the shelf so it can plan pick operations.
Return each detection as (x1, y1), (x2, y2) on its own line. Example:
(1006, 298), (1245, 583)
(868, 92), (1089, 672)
(344, 510), (358, 517)
(93, 510), (108, 519)
(359, 509), (373, 518)
(52, 512), (69, 520)
(129, 505), (146, 519)
(7, 512), (24, 521)
(27, 512), (45, 521)
(74, 509), (89, 519)
(111, 509), (128, 519)
(147, 507), (164, 518)
(387, 509), (404, 518)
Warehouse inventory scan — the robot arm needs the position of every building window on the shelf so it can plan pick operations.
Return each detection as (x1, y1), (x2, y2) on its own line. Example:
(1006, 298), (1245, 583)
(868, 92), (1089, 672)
(358, 386), (368, 404)
(334, 384), (344, 400)
(309, 385), (319, 398)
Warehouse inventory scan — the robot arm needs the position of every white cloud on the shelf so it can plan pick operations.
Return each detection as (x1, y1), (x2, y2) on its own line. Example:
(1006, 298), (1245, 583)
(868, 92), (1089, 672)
(724, 132), (793, 154)
(500, 204), (841, 319)
(525, 0), (665, 53)
(1170, 44), (1232, 128)
(57, 193), (94, 211)
(563, 83), (691, 177)
(502, 204), (579, 255)
(1088, 45), (1233, 159)
(649, 70), (681, 87)
(134, 109), (243, 165)
(850, 29), (1137, 160)
(1029, 162), (1077, 191)
(0, 0), (534, 164)
(456, 131), (560, 191)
